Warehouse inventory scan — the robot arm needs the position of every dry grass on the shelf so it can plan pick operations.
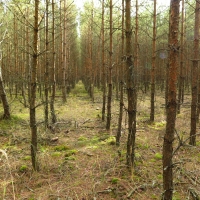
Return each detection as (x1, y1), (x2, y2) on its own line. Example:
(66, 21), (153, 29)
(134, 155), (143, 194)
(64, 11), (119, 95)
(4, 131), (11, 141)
(0, 81), (200, 200)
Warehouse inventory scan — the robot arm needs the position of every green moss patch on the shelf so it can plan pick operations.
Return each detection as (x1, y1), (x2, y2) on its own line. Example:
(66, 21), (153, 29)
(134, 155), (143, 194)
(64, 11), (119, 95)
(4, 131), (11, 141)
(54, 145), (69, 152)
(154, 153), (162, 160)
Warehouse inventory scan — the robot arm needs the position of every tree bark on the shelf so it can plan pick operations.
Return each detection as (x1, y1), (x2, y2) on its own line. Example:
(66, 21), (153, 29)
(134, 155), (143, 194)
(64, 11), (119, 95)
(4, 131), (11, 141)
(101, 0), (106, 122)
(0, 65), (10, 119)
(30, 0), (39, 171)
(126, 0), (137, 173)
(62, 0), (67, 103)
(162, 0), (179, 199)
(116, 0), (125, 146)
(177, 0), (185, 114)
(106, 0), (113, 130)
(150, 0), (156, 122)
(50, 0), (57, 124)
(190, 0), (200, 146)
(44, 0), (49, 128)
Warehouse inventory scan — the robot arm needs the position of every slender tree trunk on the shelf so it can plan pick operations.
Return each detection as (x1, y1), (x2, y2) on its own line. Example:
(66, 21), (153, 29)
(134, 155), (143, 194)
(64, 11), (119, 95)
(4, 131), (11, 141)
(190, 0), (200, 146)
(162, 0), (179, 199)
(177, 0), (185, 114)
(106, 0), (113, 130)
(14, 14), (19, 98)
(44, 0), (49, 128)
(165, 7), (171, 110)
(101, 0), (106, 121)
(50, 0), (57, 123)
(62, 0), (67, 102)
(116, 0), (125, 146)
(89, 1), (94, 102)
(26, 8), (31, 105)
(134, 0), (139, 87)
(21, 15), (27, 108)
(150, 0), (156, 122)
(30, 0), (39, 171)
(0, 65), (10, 119)
(126, 0), (137, 173)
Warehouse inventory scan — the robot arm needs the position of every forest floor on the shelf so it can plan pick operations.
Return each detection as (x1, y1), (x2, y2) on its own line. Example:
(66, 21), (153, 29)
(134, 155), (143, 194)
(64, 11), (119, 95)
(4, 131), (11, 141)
(0, 81), (200, 200)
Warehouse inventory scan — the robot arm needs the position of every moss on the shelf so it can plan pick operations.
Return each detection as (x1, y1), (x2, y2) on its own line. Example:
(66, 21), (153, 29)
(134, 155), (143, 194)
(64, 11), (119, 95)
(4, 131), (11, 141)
(23, 156), (31, 160)
(150, 158), (156, 162)
(86, 145), (98, 149)
(65, 149), (78, 157)
(39, 145), (48, 153)
(148, 121), (166, 130)
(51, 152), (62, 157)
(90, 136), (99, 144)
(154, 153), (162, 160)
(111, 177), (119, 184)
(54, 145), (69, 152)
(19, 165), (28, 172)
(172, 191), (181, 200)
(101, 136), (116, 145)
(135, 152), (142, 161)
(78, 136), (88, 141)
(65, 155), (76, 161)
(151, 194), (157, 199)
(196, 141), (200, 146)
(157, 174), (163, 179)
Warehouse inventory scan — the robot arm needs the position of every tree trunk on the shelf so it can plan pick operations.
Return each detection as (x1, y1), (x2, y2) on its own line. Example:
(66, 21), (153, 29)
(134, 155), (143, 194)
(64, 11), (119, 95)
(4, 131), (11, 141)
(30, 0), (39, 171)
(101, 0), (106, 122)
(14, 14), (19, 98)
(116, 0), (125, 146)
(50, 0), (57, 124)
(162, 0), (179, 199)
(0, 65), (10, 119)
(150, 0), (156, 122)
(177, 0), (185, 114)
(44, 0), (49, 128)
(126, 0), (137, 173)
(89, 1), (94, 102)
(190, 0), (200, 146)
(106, 0), (113, 130)
(62, 0), (67, 103)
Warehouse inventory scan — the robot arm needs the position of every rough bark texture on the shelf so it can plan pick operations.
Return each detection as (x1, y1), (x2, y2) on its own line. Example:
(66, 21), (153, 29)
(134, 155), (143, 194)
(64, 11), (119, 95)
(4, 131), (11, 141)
(89, 2), (94, 102)
(30, 0), (39, 171)
(190, 0), (200, 146)
(50, 0), (57, 124)
(177, 0), (185, 114)
(116, 0), (125, 146)
(62, 0), (67, 103)
(162, 0), (179, 199)
(44, 0), (49, 128)
(106, 0), (113, 130)
(101, 0), (106, 122)
(0, 66), (10, 119)
(150, 0), (156, 122)
(126, 0), (137, 172)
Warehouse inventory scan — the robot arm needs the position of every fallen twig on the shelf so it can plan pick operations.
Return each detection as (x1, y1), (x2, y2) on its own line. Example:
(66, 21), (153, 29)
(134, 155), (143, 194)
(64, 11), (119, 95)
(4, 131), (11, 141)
(188, 187), (200, 200)
(127, 184), (147, 198)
